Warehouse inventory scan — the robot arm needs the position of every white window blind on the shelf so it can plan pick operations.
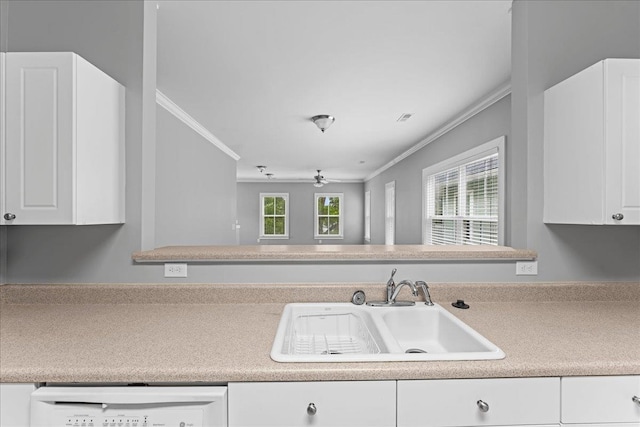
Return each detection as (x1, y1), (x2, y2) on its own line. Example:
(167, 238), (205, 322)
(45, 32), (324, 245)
(423, 137), (504, 246)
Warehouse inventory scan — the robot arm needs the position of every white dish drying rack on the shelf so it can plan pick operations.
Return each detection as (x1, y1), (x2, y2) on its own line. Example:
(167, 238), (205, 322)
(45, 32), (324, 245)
(288, 312), (381, 355)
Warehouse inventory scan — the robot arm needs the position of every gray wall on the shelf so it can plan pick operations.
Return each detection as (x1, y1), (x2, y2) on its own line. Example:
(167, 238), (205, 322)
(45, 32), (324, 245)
(1, 0), (639, 284)
(237, 182), (364, 245)
(0, 0), (160, 283)
(365, 95), (512, 246)
(155, 105), (237, 247)
(511, 0), (640, 281)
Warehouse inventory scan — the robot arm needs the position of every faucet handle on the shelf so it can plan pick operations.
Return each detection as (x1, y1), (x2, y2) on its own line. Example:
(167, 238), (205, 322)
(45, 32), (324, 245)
(386, 268), (398, 302)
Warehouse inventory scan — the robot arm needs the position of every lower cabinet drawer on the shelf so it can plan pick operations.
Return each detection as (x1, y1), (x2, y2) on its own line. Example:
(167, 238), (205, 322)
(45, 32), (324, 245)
(397, 377), (561, 427)
(228, 381), (396, 427)
(561, 375), (640, 423)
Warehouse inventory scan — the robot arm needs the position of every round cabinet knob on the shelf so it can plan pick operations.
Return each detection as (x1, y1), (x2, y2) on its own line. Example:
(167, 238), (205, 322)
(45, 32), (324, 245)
(307, 403), (317, 416)
(3, 213), (16, 221)
(477, 400), (490, 412)
(633, 395), (640, 406)
(612, 213), (624, 221)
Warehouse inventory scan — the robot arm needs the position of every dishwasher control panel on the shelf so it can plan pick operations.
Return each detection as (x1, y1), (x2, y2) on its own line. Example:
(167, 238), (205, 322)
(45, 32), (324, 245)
(30, 386), (227, 427)
(56, 411), (201, 427)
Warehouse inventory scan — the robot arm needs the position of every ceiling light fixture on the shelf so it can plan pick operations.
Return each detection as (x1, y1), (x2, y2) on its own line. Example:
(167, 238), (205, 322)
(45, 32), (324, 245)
(311, 115), (335, 133)
(265, 173), (274, 179)
(256, 165), (266, 173)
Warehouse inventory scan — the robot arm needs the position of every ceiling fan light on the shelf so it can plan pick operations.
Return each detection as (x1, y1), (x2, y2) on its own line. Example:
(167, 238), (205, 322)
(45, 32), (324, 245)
(313, 182), (324, 188)
(311, 115), (335, 133)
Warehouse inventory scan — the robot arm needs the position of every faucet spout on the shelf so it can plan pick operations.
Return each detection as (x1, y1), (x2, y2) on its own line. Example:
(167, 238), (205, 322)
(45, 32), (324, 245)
(390, 280), (418, 303)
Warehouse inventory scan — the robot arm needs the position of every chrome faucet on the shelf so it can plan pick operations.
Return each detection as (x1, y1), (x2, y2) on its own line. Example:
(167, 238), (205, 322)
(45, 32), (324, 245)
(367, 268), (416, 306)
(389, 280), (419, 303)
(415, 280), (434, 306)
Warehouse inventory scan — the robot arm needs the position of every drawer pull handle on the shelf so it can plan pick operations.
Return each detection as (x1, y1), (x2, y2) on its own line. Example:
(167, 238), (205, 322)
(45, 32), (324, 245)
(633, 396), (640, 406)
(477, 400), (490, 412)
(307, 403), (317, 416)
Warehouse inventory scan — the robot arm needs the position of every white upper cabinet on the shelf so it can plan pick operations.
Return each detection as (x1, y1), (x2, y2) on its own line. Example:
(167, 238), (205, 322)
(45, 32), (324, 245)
(1, 52), (125, 225)
(544, 58), (640, 225)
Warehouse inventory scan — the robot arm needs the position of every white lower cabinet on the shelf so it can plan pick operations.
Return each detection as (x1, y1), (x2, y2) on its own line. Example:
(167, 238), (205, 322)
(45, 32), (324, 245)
(561, 376), (640, 425)
(564, 425), (640, 427)
(228, 381), (396, 427)
(397, 377), (560, 427)
(0, 383), (36, 427)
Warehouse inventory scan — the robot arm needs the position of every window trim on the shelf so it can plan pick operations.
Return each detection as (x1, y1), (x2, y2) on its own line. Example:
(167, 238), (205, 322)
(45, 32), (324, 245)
(259, 193), (289, 240)
(421, 136), (505, 245)
(314, 193), (344, 239)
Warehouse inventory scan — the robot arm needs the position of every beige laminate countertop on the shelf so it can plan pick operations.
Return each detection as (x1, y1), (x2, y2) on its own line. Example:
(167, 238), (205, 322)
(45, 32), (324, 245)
(132, 244), (537, 262)
(1, 282), (639, 383)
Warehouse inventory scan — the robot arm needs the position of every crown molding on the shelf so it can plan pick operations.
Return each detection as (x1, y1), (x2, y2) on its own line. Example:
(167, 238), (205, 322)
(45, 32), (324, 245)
(156, 89), (240, 161)
(365, 81), (511, 181)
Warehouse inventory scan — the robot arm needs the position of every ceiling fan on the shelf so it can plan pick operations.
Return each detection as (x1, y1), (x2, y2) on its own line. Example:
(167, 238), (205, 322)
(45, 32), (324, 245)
(312, 170), (340, 187)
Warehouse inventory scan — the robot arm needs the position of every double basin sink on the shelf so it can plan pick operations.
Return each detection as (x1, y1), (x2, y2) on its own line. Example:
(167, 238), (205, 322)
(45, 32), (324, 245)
(271, 303), (505, 362)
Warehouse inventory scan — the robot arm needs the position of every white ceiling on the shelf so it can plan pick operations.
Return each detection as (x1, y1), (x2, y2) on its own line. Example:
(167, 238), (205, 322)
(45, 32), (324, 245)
(157, 0), (511, 182)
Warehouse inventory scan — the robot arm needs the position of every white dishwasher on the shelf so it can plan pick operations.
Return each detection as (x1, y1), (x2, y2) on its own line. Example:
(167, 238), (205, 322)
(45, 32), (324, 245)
(30, 386), (227, 427)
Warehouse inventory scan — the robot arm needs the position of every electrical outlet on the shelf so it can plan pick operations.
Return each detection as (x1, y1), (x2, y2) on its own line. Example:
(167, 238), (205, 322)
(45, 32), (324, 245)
(164, 263), (187, 278)
(516, 261), (538, 276)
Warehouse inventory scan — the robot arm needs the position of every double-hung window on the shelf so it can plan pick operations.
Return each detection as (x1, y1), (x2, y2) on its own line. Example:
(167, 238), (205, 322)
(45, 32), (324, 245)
(314, 193), (343, 239)
(422, 137), (505, 245)
(260, 193), (289, 239)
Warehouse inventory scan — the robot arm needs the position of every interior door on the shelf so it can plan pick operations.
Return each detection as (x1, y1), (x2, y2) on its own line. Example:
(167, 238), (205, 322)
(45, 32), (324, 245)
(385, 181), (395, 245)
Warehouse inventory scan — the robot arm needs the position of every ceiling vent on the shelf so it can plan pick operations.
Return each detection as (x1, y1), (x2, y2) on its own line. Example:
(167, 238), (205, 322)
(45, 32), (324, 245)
(397, 113), (413, 122)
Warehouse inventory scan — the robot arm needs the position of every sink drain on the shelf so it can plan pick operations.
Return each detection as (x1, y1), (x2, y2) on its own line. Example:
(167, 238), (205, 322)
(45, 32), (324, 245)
(405, 348), (428, 354)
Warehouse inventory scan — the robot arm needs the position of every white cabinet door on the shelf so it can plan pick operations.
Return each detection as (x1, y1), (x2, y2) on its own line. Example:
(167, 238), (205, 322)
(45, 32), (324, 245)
(561, 375), (640, 424)
(228, 381), (396, 427)
(0, 383), (36, 427)
(4, 52), (75, 224)
(0, 53), (4, 222)
(543, 58), (640, 225)
(2, 52), (125, 225)
(604, 59), (640, 224)
(397, 378), (561, 427)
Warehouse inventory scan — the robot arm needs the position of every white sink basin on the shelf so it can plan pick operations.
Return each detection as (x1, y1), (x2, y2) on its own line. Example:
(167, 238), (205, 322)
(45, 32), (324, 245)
(271, 303), (505, 362)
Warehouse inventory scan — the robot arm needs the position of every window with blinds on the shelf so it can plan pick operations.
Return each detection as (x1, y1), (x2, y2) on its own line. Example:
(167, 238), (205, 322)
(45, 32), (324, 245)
(422, 137), (504, 245)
